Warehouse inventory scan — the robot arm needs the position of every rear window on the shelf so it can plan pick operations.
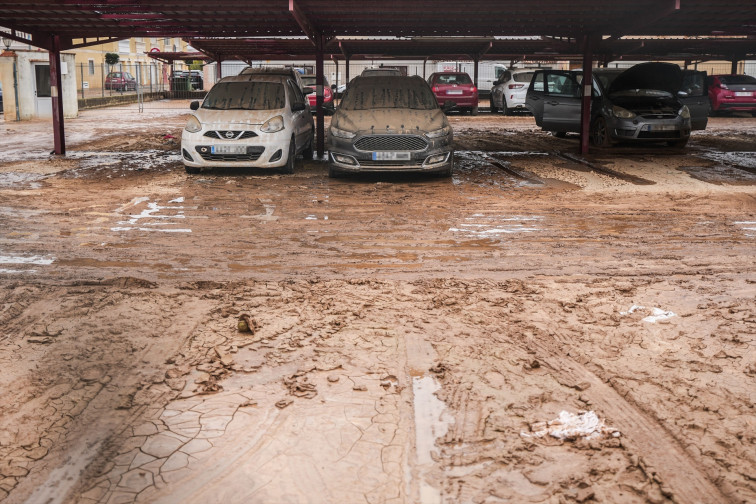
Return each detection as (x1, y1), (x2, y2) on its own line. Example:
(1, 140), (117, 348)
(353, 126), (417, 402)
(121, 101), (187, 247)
(341, 79), (437, 110)
(302, 76), (329, 87)
(202, 82), (286, 111)
(719, 75), (756, 85)
(513, 72), (535, 83)
(434, 74), (472, 85)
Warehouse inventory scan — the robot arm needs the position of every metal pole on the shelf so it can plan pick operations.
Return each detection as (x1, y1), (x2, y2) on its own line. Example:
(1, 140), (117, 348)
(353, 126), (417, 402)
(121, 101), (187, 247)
(13, 58), (20, 121)
(80, 63), (85, 100)
(49, 35), (66, 155)
(579, 34), (595, 156)
(315, 33), (325, 157)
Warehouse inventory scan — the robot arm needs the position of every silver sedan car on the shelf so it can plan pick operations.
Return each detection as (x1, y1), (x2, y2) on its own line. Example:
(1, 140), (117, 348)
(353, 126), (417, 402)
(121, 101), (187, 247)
(326, 75), (454, 177)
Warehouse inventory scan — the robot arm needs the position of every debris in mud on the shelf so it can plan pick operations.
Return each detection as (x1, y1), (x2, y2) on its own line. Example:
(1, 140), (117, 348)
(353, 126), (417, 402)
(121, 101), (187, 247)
(275, 399), (293, 409)
(521, 411), (620, 441)
(621, 305), (677, 323)
(284, 371), (318, 399)
(237, 313), (258, 333)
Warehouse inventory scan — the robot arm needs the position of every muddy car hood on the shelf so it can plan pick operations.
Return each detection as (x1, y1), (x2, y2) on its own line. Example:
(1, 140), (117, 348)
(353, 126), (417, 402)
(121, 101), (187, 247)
(607, 62), (683, 96)
(332, 108), (448, 135)
(194, 108), (283, 126)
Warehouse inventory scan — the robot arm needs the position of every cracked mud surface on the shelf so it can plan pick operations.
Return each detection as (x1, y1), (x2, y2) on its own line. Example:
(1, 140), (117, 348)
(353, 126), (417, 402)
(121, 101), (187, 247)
(0, 106), (754, 503)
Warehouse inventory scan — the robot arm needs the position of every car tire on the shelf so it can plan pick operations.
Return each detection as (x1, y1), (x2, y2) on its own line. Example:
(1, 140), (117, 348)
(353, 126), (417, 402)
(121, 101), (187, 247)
(552, 131), (567, 138)
(471, 106), (479, 116)
(490, 99), (498, 113)
(283, 137), (296, 174)
(501, 99), (510, 116)
(328, 165), (343, 178)
(435, 153), (454, 178)
(590, 117), (612, 147)
(667, 137), (689, 148)
(184, 165), (200, 174)
(302, 134), (314, 160)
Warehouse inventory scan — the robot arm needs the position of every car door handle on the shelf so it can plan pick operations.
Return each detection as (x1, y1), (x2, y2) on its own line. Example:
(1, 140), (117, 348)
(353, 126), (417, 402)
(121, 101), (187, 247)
(547, 100), (560, 106)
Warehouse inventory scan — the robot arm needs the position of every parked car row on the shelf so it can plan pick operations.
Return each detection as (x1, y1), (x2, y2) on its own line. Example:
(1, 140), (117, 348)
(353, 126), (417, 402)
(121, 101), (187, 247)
(179, 62), (753, 178)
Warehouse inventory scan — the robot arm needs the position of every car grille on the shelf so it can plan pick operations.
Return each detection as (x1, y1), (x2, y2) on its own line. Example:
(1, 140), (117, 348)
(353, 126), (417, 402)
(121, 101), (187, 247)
(195, 146), (265, 162)
(354, 135), (428, 152)
(203, 130), (258, 140)
(639, 113), (677, 120)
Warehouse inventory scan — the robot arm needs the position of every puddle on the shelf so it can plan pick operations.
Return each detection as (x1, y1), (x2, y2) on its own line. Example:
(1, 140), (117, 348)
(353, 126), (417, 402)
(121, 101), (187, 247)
(63, 150), (181, 178)
(0, 172), (50, 189)
(679, 165), (756, 185)
(449, 214), (543, 237)
(112, 196), (191, 233)
(734, 221), (756, 237)
(412, 375), (454, 504)
(0, 254), (55, 265)
(621, 305), (677, 323)
(521, 410), (620, 440)
(698, 151), (756, 170)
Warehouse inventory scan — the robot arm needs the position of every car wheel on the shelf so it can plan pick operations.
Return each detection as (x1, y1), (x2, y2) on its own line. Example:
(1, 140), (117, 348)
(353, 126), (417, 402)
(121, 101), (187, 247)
(590, 117), (612, 147)
(184, 165), (200, 174)
(283, 137), (296, 174)
(435, 153), (454, 178)
(552, 131), (567, 138)
(501, 99), (509, 116)
(490, 99), (498, 113)
(328, 165), (343, 178)
(302, 133), (314, 160)
(667, 137), (689, 148)
(471, 106), (479, 116)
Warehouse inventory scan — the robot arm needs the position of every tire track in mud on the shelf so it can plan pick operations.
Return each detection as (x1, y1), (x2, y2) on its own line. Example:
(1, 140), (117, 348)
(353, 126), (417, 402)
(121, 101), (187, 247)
(528, 336), (731, 504)
(555, 152), (656, 185)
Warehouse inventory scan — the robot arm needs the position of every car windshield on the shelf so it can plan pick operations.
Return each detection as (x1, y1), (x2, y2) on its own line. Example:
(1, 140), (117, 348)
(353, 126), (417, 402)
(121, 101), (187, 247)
(435, 74), (472, 85)
(202, 82), (286, 110)
(302, 76), (328, 87)
(513, 72), (535, 83)
(719, 75), (756, 85)
(595, 72), (622, 91)
(362, 69), (401, 77)
(340, 79), (438, 110)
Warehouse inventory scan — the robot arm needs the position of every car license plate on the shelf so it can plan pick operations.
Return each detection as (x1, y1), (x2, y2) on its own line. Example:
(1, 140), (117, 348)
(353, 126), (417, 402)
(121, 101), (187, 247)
(645, 124), (677, 131)
(447, 90), (463, 95)
(211, 145), (247, 154)
(372, 151), (411, 161)
(734, 91), (752, 97)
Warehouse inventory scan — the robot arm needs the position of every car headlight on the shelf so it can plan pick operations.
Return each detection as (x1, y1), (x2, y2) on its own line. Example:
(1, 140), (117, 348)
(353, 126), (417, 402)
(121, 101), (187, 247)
(426, 125), (452, 139)
(261, 115), (284, 133)
(184, 116), (201, 133)
(611, 105), (636, 119)
(678, 105), (691, 119)
(330, 126), (356, 139)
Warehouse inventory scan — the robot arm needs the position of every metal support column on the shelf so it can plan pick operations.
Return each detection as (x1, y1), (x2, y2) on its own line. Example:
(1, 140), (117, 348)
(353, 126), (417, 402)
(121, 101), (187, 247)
(345, 57), (350, 85)
(731, 59), (738, 74)
(473, 58), (479, 89)
(579, 34), (596, 156)
(49, 35), (66, 155)
(315, 33), (325, 157)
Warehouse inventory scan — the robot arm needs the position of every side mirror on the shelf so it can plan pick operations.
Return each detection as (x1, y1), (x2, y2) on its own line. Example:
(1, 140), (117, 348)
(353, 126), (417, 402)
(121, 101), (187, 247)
(190, 101), (200, 110)
(302, 86), (315, 95)
(292, 102), (307, 112)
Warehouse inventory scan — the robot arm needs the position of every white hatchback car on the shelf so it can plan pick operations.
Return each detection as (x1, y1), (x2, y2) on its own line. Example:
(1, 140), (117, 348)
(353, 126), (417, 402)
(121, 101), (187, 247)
(490, 69), (536, 115)
(181, 73), (314, 174)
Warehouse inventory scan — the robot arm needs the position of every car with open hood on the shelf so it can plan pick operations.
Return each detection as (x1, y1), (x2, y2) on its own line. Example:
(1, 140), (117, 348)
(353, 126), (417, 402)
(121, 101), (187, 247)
(326, 75), (454, 177)
(180, 73), (314, 174)
(525, 62), (708, 147)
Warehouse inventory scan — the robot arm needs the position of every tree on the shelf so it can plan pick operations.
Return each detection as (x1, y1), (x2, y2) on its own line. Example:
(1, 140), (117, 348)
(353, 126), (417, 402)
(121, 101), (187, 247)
(105, 52), (119, 71)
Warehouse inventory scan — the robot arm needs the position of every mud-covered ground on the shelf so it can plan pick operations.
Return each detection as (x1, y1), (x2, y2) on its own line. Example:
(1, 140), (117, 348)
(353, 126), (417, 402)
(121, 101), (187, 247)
(0, 104), (754, 504)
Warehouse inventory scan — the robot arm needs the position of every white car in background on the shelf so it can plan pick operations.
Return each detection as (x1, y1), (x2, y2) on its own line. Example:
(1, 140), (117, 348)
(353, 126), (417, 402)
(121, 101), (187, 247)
(490, 69), (536, 115)
(181, 73), (314, 174)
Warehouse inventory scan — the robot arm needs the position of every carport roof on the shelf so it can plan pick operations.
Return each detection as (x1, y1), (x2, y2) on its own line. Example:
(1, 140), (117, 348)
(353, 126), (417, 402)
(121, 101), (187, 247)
(2, 1), (756, 52)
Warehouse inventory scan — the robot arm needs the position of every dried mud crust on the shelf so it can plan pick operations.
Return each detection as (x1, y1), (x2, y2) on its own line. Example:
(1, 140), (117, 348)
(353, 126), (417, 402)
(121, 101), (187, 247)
(0, 111), (754, 503)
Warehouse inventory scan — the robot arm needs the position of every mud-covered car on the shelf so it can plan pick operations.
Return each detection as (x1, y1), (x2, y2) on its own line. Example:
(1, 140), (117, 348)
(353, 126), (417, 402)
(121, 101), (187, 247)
(181, 73), (314, 174)
(326, 75), (454, 178)
(525, 62), (708, 147)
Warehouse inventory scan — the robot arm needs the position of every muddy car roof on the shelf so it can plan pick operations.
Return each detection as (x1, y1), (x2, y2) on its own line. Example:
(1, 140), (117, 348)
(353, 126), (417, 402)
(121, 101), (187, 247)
(218, 74), (289, 84)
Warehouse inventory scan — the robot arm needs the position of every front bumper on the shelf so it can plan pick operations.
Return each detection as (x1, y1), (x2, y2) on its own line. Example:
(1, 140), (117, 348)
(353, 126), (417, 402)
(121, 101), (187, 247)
(327, 132), (453, 173)
(181, 128), (291, 168)
(609, 115), (690, 142)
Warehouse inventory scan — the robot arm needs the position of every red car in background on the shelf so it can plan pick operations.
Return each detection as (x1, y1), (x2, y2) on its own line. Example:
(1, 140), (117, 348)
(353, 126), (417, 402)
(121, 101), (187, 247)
(707, 74), (756, 115)
(302, 74), (335, 115)
(104, 71), (137, 92)
(427, 72), (479, 115)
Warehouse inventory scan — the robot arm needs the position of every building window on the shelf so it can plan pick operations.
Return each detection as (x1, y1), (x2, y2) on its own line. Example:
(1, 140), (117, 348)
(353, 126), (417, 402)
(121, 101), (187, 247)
(118, 39), (130, 54)
(88, 59), (95, 75)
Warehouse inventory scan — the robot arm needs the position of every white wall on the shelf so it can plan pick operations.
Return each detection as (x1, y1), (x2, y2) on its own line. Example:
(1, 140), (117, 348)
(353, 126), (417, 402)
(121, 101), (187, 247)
(5, 49), (78, 120)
